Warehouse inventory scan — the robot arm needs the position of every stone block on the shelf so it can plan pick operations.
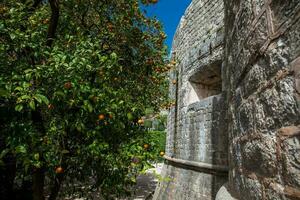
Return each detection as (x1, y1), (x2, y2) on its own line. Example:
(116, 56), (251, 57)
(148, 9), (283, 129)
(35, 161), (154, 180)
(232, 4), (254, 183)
(240, 136), (278, 177)
(280, 126), (300, 188)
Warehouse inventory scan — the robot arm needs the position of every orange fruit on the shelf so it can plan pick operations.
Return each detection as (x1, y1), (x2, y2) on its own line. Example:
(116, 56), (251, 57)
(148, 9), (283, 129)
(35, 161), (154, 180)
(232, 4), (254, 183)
(160, 32), (166, 39)
(98, 114), (105, 120)
(64, 82), (72, 89)
(146, 59), (154, 65)
(43, 19), (49, 24)
(172, 80), (177, 84)
(48, 104), (54, 110)
(137, 119), (144, 125)
(160, 151), (165, 156)
(170, 60), (176, 65)
(103, 44), (109, 50)
(143, 144), (149, 149)
(55, 167), (64, 174)
(107, 23), (114, 31)
(109, 114), (113, 119)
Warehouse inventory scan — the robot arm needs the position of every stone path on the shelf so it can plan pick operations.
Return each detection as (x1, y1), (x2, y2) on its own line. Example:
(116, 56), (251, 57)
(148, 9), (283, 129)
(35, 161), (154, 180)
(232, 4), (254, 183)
(69, 163), (163, 200)
(130, 163), (163, 200)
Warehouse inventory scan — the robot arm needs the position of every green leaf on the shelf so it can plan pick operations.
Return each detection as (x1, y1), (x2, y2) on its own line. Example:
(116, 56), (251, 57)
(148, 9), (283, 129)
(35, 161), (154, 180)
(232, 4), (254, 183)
(54, 91), (65, 98)
(83, 100), (93, 113)
(61, 150), (70, 154)
(0, 149), (9, 159)
(34, 94), (49, 105)
(34, 153), (39, 160)
(20, 95), (31, 100)
(16, 145), (27, 154)
(130, 176), (136, 183)
(15, 104), (23, 112)
(0, 88), (9, 97)
(127, 113), (134, 121)
(29, 100), (35, 110)
(110, 52), (117, 60)
(25, 73), (31, 81)
(33, 161), (41, 168)
(14, 87), (23, 91)
(144, 120), (152, 128)
(145, 108), (154, 115)
(87, 103), (93, 113)
(24, 69), (33, 73)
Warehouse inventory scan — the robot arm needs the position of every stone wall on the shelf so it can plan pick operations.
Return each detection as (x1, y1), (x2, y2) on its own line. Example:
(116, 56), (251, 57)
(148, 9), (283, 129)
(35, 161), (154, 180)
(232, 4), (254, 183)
(155, 0), (300, 199)
(154, 0), (227, 199)
(224, 0), (300, 199)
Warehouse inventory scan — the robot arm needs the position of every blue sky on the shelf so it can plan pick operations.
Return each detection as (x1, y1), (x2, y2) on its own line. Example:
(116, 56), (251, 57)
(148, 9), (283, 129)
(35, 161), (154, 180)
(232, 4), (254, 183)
(144, 0), (192, 52)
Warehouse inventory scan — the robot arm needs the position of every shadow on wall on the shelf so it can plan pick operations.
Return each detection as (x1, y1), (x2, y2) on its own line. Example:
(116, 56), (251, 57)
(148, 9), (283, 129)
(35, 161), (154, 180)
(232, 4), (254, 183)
(210, 92), (229, 199)
(188, 60), (222, 104)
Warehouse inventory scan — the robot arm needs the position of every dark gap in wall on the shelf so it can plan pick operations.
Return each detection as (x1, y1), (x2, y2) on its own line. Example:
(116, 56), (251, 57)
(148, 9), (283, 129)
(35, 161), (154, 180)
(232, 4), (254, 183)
(188, 60), (222, 103)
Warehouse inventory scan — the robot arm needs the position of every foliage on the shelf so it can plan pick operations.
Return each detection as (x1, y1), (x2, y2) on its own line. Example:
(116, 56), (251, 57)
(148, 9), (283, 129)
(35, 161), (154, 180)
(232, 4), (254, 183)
(0, 0), (171, 199)
(145, 131), (166, 160)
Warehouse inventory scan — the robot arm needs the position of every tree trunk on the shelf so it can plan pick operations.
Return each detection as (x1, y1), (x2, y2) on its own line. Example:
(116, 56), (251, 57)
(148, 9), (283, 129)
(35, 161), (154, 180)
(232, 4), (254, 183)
(0, 154), (16, 200)
(48, 173), (64, 200)
(32, 168), (45, 200)
(47, 0), (59, 47)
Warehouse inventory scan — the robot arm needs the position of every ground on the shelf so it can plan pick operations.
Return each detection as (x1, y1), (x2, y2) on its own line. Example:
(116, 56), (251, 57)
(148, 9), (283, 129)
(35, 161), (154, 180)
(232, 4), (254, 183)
(127, 163), (163, 200)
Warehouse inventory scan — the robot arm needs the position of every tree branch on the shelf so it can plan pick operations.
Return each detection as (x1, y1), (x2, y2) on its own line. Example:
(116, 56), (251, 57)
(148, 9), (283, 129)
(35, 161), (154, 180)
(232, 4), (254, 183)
(46, 0), (60, 47)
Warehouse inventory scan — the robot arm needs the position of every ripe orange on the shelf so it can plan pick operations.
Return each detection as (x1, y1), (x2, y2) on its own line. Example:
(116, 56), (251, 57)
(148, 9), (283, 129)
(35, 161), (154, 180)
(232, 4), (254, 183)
(64, 82), (72, 89)
(103, 44), (109, 50)
(98, 114), (105, 120)
(146, 59), (154, 65)
(143, 144), (149, 149)
(160, 151), (165, 156)
(160, 32), (166, 39)
(43, 19), (49, 24)
(107, 23), (114, 31)
(170, 60), (176, 65)
(48, 104), (54, 110)
(55, 167), (64, 174)
(137, 119), (144, 125)
(172, 80), (177, 84)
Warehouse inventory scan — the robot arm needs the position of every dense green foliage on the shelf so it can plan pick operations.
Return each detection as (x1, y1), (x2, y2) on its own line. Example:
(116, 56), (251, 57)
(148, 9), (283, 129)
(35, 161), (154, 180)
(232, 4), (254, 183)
(0, 0), (171, 199)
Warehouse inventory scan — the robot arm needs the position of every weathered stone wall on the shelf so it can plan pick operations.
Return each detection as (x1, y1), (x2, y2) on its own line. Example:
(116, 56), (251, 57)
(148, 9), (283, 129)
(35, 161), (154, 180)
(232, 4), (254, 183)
(154, 0), (227, 199)
(223, 0), (300, 199)
(154, 164), (226, 200)
(155, 0), (300, 199)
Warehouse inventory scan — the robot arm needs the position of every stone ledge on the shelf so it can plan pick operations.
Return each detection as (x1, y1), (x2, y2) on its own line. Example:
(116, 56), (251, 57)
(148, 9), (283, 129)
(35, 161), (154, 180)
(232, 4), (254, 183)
(187, 93), (223, 112)
(163, 155), (228, 173)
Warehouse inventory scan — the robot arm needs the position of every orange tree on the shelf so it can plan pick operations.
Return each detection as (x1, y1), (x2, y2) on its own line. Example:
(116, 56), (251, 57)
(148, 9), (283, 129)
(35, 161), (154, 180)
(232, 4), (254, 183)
(0, 0), (170, 199)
